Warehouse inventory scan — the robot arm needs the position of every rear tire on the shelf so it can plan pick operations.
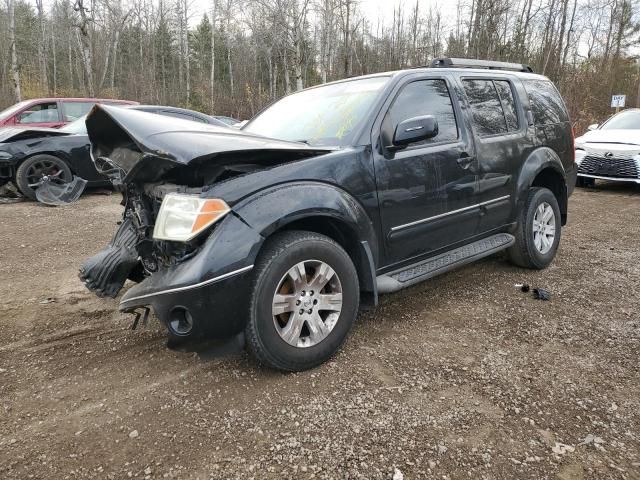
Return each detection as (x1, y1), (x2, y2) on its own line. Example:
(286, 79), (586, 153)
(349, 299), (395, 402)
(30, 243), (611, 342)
(15, 154), (73, 200)
(245, 231), (359, 372)
(508, 187), (561, 269)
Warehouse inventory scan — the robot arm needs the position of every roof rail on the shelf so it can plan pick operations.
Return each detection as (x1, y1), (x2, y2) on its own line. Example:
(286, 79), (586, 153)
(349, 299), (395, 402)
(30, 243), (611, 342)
(430, 57), (534, 73)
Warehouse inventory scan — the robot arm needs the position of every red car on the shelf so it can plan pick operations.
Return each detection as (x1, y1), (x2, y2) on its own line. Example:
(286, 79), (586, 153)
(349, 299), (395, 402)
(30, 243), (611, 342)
(0, 98), (138, 129)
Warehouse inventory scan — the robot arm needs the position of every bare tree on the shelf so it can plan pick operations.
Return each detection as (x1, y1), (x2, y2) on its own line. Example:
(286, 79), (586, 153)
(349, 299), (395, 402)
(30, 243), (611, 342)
(74, 0), (96, 96)
(7, 0), (21, 102)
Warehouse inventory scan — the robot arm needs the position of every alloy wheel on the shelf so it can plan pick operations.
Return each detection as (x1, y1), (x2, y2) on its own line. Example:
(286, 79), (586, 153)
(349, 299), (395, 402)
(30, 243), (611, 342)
(26, 160), (70, 188)
(272, 260), (343, 348)
(532, 201), (556, 254)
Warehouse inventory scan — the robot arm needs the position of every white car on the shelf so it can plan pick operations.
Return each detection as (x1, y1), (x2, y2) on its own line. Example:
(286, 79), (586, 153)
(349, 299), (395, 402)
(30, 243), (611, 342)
(575, 109), (640, 187)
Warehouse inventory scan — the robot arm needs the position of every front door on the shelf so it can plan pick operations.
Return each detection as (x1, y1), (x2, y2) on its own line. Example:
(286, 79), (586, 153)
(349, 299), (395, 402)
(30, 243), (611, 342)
(373, 75), (479, 267)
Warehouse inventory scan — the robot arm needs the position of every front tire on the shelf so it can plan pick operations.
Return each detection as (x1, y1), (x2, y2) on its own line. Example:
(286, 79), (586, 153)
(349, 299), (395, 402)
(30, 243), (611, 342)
(245, 231), (359, 371)
(508, 187), (561, 269)
(15, 154), (73, 200)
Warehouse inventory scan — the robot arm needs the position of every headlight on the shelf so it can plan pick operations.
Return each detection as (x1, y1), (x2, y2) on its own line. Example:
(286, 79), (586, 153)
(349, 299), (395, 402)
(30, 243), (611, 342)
(153, 193), (230, 242)
(575, 149), (586, 165)
(0, 151), (12, 160)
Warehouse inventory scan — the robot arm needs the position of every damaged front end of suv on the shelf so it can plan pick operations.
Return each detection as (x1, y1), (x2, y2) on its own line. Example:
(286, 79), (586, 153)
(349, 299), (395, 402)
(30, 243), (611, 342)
(80, 105), (333, 340)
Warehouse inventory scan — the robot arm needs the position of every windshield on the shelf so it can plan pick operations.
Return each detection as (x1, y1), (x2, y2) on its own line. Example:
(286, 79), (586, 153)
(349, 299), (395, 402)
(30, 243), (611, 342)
(601, 110), (640, 130)
(0, 101), (31, 121)
(61, 115), (88, 134)
(243, 76), (390, 147)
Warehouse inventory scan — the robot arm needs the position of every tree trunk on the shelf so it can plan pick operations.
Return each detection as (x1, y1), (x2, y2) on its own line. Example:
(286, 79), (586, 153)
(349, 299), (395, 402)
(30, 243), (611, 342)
(52, 29), (57, 95)
(210, 0), (216, 111)
(74, 0), (96, 96)
(343, 0), (351, 77)
(184, 0), (191, 106)
(8, 0), (21, 102)
(283, 46), (290, 94)
(36, 0), (49, 94)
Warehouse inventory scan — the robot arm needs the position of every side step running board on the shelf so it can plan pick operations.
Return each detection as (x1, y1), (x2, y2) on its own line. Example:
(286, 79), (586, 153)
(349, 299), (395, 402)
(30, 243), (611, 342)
(376, 233), (515, 294)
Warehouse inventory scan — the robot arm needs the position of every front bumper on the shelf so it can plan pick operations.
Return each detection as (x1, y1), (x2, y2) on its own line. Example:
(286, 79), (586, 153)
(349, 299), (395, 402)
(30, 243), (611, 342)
(117, 213), (263, 340)
(120, 264), (254, 339)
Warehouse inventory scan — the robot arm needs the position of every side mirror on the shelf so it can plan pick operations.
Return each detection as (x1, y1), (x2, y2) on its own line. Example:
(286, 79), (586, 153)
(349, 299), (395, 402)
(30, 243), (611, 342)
(391, 115), (438, 149)
(587, 123), (598, 131)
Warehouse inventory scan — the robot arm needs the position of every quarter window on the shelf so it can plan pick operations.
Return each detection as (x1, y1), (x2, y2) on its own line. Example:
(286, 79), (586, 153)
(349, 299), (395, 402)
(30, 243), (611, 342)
(462, 79), (508, 136)
(525, 80), (569, 125)
(386, 79), (458, 146)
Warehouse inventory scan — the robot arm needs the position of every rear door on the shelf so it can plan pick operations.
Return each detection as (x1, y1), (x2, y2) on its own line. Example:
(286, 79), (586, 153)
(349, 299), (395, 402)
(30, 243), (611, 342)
(372, 74), (479, 267)
(459, 76), (528, 233)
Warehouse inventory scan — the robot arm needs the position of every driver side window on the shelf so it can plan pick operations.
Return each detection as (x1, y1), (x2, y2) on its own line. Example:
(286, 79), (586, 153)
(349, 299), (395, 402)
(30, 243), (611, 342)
(386, 79), (458, 147)
(17, 102), (59, 124)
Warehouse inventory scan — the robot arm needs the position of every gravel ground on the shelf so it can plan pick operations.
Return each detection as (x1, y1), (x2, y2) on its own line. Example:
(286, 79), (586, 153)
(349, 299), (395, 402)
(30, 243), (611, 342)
(0, 184), (639, 480)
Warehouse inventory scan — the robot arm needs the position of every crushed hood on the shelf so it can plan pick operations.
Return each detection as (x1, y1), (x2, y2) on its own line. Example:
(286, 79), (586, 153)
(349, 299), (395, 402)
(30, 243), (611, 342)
(86, 104), (332, 183)
(0, 126), (70, 144)
(577, 129), (640, 146)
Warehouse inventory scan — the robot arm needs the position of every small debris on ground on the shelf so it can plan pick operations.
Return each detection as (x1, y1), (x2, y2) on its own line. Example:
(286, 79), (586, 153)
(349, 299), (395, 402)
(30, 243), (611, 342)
(0, 182), (24, 203)
(532, 287), (551, 301)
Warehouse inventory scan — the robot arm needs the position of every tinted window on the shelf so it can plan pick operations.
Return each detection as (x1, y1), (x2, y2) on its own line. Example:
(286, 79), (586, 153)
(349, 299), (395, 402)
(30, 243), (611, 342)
(62, 101), (95, 121)
(463, 79), (507, 136)
(386, 79), (458, 146)
(525, 80), (568, 125)
(17, 102), (59, 124)
(494, 81), (519, 131)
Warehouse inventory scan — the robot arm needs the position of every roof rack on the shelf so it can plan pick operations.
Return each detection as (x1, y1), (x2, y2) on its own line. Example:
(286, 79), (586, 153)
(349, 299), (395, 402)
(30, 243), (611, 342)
(430, 57), (534, 73)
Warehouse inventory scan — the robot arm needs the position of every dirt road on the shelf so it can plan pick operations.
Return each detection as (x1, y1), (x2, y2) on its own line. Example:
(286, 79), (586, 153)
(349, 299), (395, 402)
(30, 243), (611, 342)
(1, 184), (639, 479)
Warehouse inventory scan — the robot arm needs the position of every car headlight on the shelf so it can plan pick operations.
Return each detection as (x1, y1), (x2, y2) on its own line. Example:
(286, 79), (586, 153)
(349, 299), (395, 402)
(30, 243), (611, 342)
(153, 193), (230, 242)
(0, 151), (12, 160)
(575, 149), (586, 165)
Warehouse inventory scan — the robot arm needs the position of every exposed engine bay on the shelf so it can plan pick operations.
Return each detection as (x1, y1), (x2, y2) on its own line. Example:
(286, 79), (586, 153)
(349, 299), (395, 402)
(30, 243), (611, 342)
(79, 104), (331, 298)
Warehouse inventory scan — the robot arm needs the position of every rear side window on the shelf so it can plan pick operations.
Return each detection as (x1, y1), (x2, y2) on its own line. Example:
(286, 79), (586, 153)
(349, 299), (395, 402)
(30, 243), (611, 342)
(494, 81), (519, 131)
(525, 80), (568, 125)
(386, 79), (458, 146)
(462, 79), (508, 136)
(62, 101), (95, 121)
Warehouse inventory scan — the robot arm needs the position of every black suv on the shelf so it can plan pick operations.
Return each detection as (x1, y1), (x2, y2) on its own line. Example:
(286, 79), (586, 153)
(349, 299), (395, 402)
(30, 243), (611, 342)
(81, 58), (577, 371)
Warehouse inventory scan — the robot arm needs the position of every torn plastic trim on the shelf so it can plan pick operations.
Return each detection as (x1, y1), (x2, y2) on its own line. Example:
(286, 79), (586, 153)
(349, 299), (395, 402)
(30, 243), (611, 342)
(35, 175), (87, 206)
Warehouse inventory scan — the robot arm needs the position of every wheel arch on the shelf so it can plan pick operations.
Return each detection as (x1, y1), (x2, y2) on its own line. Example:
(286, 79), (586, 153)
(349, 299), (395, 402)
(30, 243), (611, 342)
(232, 182), (380, 306)
(516, 147), (568, 225)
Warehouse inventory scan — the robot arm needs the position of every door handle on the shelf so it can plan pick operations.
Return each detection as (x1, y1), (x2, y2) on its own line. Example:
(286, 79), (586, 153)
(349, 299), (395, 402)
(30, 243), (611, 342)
(457, 154), (475, 168)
